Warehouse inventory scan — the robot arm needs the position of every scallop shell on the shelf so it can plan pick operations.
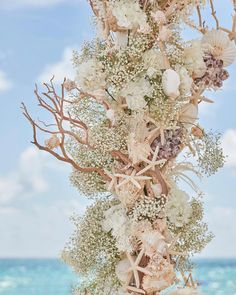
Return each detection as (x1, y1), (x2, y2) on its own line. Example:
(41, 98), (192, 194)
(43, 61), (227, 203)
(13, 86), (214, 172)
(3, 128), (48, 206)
(202, 29), (236, 67)
(115, 258), (131, 283)
(179, 103), (198, 127)
(162, 69), (180, 99)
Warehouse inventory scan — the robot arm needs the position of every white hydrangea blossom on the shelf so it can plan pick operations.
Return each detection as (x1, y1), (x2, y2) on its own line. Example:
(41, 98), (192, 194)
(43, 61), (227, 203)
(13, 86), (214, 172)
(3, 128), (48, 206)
(166, 187), (192, 227)
(102, 204), (133, 252)
(176, 66), (193, 95)
(183, 40), (206, 78)
(110, 0), (147, 30)
(120, 76), (153, 110)
(143, 49), (166, 77)
(76, 58), (106, 93)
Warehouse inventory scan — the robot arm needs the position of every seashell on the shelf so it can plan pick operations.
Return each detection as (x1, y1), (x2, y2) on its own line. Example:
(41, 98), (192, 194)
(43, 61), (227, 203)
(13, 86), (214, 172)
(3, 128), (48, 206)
(191, 126), (204, 138)
(106, 109), (116, 126)
(170, 287), (202, 295)
(63, 79), (77, 91)
(115, 31), (129, 48)
(202, 29), (236, 67)
(151, 10), (166, 25)
(151, 183), (162, 197)
(45, 134), (60, 150)
(162, 69), (180, 99)
(179, 103), (198, 127)
(159, 26), (172, 42)
(140, 230), (167, 256)
(115, 258), (131, 283)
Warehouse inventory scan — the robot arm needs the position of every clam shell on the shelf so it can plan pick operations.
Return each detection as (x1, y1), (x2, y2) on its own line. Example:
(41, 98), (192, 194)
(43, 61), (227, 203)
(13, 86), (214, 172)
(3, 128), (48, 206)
(115, 258), (131, 283)
(202, 29), (236, 67)
(179, 103), (198, 127)
(162, 69), (180, 99)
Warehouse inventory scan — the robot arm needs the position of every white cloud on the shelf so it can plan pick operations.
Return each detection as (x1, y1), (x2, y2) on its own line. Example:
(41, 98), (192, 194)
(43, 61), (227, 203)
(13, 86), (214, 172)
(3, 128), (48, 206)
(222, 129), (236, 167)
(199, 206), (236, 258)
(0, 70), (12, 91)
(0, 199), (89, 257)
(0, 0), (76, 9)
(0, 147), (50, 205)
(38, 47), (75, 84)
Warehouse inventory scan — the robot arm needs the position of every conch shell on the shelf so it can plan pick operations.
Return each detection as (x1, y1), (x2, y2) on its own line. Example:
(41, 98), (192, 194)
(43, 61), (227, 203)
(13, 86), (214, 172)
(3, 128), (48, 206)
(162, 69), (180, 99)
(202, 29), (236, 67)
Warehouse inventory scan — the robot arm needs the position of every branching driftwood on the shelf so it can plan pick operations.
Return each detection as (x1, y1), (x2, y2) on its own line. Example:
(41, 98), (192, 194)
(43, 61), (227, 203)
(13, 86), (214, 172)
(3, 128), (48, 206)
(21, 78), (110, 181)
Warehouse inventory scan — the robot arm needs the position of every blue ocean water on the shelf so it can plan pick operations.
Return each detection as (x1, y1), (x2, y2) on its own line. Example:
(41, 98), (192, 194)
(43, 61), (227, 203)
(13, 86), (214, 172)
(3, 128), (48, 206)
(0, 258), (235, 295)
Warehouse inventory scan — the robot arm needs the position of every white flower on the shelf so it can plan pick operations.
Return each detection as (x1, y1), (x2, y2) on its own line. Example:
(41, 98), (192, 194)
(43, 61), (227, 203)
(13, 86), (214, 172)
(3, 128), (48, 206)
(76, 58), (106, 93)
(176, 66), (193, 95)
(162, 69), (180, 99)
(143, 49), (166, 77)
(170, 288), (202, 295)
(110, 0), (147, 31)
(102, 204), (133, 252)
(184, 40), (206, 78)
(120, 76), (153, 110)
(165, 187), (192, 227)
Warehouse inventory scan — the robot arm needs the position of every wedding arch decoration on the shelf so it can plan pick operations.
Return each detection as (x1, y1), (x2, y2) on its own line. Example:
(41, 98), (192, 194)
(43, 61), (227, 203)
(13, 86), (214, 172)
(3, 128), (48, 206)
(22, 1), (236, 294)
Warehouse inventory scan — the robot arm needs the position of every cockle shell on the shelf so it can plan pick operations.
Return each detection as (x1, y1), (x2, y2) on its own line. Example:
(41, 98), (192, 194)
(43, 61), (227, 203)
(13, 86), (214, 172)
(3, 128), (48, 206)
(179, 103), (198, 127)
(45, 134), (60, 150)
(162, 69), (180, 99)
(202, 30), (236, 67)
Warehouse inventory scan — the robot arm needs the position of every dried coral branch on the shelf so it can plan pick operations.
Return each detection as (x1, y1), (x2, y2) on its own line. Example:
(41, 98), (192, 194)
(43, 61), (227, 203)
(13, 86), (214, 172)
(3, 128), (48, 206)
(209, 0), (220, 29)
(22, 79), (110, 182)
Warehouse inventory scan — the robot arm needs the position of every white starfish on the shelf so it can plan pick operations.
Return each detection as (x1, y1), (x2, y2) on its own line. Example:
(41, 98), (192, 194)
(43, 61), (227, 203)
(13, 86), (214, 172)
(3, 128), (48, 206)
(137, 146), (167, 176)
(166, 233), (187, 262)
(115, 170), (151, 189)
(125, 249), (152, 290)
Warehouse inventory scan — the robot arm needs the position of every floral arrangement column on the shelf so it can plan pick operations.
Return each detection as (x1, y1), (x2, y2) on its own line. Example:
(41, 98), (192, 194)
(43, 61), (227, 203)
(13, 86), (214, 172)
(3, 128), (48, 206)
(23, 0), (236, 294)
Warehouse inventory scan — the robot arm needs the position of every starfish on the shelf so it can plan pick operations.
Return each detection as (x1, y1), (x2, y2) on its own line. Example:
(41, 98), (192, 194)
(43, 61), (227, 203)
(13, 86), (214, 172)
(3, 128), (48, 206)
(166, 233), (187, 263)
(115, 169), (151, 189)
(147, 117), (179, 145)
(104, 168), (117, 191)
(125, 249), (152, 292)
(137, 146), (167, 176)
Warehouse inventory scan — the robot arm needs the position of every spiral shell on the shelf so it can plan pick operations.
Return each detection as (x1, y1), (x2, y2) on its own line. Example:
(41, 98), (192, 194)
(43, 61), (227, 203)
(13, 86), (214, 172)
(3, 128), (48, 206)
(202, 30), (236, 67)
(162, 69), (180, 99)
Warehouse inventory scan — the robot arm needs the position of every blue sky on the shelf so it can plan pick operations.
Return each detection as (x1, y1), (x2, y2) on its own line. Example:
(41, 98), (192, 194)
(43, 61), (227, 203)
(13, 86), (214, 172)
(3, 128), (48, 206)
(0, 0), (236, 258)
